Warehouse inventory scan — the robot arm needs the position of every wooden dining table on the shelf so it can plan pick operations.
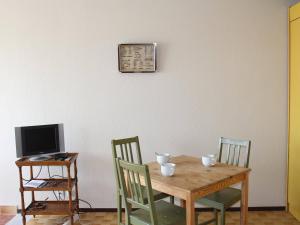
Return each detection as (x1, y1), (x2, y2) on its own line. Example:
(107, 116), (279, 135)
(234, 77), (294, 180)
(146, 155), (251, 225)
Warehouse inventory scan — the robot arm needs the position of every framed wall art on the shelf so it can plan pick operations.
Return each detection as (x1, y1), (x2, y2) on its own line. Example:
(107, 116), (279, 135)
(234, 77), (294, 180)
(118, 43), (157, 73)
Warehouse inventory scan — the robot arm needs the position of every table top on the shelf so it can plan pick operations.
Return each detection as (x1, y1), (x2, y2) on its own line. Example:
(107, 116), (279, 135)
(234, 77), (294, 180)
(147, 155), (250, 194)
(15, 153), (78, 166)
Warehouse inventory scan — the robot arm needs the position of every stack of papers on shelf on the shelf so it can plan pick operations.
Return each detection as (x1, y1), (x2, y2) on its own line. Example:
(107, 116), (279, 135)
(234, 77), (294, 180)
(24, 180), (46, 188)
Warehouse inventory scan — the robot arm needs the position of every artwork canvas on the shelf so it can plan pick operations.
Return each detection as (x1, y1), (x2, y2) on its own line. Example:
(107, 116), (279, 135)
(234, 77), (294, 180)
(118, 43), (157, 73)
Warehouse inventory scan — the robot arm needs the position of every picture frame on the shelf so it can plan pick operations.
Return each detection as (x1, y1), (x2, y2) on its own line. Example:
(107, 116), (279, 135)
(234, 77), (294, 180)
(118, 43), (157, 73)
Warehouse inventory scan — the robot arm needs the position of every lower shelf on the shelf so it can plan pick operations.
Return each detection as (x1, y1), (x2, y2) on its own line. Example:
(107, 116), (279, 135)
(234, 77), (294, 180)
(25, 201), (77, 215)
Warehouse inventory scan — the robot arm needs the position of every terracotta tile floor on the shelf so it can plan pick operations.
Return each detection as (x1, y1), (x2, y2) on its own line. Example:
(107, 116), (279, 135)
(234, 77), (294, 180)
(15, 211), (299, 225)
(0, 215), (14, 225)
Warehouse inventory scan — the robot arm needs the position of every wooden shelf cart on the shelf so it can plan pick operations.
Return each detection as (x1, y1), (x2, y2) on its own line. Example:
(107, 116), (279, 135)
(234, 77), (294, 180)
(15, 153), (79, 225)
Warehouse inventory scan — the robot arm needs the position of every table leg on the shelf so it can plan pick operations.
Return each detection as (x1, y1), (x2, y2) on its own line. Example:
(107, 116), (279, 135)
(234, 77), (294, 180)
(180, 199), (186, 208)
(67, 166), (73, 225)
(18, 166), (26, 225)
(30, 166), (36, 218)
(74, 160), (79, 212)
(240, 173), (249, 225)
(186, 195), (195, 225)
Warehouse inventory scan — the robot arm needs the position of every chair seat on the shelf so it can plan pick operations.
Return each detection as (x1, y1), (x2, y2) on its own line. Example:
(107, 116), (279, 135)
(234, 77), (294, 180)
(197, 187), (241, 209)
(130, 200), (186, 225)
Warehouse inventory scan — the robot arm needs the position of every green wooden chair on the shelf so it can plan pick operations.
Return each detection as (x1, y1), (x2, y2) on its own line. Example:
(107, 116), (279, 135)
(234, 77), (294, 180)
(196, 137), (251, 225)
(115, 158), (191, 225)
(112, 136), (173, 225)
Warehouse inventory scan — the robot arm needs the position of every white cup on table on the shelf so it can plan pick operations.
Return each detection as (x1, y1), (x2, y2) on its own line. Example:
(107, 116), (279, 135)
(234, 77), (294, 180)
(202, 154), (217, 167)
(155, 152), (171, 165)
(160, 163), (176, 176)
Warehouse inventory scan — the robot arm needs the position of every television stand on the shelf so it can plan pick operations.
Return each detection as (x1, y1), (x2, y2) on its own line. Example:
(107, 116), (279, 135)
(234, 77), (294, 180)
(29, 155), (52, 161)
(15, 153), (79, 225)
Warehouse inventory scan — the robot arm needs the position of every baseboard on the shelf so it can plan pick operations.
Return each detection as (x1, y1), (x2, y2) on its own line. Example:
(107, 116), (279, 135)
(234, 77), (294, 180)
(79, 206), (286, 212)
(16, 206), (286, 214)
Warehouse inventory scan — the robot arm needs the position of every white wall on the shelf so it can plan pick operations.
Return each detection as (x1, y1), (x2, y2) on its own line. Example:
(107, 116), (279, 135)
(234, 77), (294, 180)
(290, 0), (300, 6)
(0, 0), (290, 207)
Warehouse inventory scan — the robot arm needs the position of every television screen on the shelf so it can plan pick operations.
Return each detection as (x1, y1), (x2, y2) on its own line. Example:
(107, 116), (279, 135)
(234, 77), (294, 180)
(15, 124), (65, 158)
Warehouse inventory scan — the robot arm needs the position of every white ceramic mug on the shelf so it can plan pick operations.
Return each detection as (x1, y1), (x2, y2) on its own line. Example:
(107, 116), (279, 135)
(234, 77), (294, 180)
(160, 163), (176, 176)
(202, 154), (217, 167)
(155, 152), (171, 165)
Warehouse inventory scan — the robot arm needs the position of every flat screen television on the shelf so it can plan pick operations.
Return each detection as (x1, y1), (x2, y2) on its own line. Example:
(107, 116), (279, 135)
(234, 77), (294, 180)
(15, 124), (65, 159)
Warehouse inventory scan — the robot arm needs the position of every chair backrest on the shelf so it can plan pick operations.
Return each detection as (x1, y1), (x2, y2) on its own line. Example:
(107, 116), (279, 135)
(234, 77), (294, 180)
(111, 136), (143, 192)
(112, 136), (142, 164)
(218, 137), (251, 168)
(116, 158), (158, 225)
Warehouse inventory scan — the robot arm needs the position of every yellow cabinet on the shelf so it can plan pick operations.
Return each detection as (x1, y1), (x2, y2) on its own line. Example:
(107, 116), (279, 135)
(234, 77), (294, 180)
(288, 2), (300, 221)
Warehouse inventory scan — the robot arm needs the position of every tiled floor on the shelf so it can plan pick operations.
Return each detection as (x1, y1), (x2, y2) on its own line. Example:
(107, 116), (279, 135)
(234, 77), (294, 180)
(12, 211), (299, 225)
(0, 215), (14, 225)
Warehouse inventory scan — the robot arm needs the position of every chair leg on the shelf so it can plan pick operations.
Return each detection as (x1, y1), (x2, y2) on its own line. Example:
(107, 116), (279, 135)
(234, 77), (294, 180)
(117, 193), (122, 225)
(213, 209), (218, 225)
(170, 196), (175, 204)
(220, 208), (225, 225)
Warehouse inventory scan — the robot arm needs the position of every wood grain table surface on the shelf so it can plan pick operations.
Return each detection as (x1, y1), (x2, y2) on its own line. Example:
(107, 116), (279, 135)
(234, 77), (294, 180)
(146, 155), (251, 225)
